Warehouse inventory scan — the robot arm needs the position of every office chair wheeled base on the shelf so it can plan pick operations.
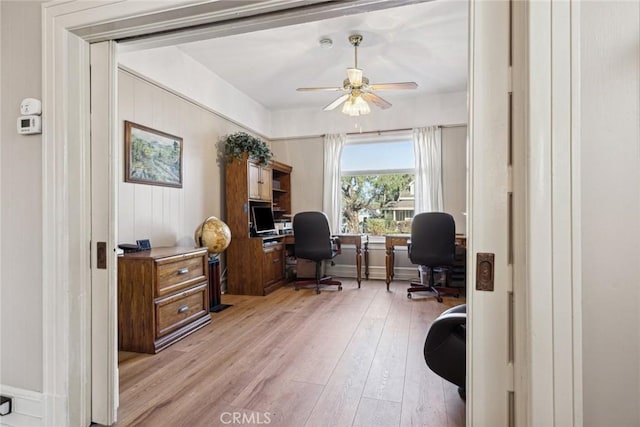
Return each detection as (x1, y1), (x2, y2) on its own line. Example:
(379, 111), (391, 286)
(407, 289), (443, 302)
(295, 276), (342, 294)
(295, 262), (342, 294)
(407, 266), (460, 302)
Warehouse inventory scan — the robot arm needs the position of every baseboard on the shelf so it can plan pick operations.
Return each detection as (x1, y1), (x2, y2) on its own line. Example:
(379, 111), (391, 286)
(0, 385), (43, 427)
(326, 264), (417, 282)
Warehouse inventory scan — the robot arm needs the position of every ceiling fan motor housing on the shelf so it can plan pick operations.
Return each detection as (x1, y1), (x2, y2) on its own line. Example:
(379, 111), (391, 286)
(349, 34), (363, 47)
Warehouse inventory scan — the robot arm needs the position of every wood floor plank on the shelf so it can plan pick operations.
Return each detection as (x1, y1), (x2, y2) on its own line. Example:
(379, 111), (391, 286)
(444, 381), (466, 427)
(352, 397), (402, 427)
(303, 284), (393, 426)
(116, 279), (465, 427)
(285, 288), (374, 385)
(400, 292), (461, 427)
(362, 289), (412, 403)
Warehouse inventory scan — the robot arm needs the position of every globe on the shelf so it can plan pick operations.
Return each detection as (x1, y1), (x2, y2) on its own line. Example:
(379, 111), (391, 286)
(194, 216), (231, 255)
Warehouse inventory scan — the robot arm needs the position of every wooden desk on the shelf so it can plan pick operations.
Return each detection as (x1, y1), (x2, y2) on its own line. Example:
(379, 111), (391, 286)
(283, 233), (369, 287)
(385, 234), (467, 291)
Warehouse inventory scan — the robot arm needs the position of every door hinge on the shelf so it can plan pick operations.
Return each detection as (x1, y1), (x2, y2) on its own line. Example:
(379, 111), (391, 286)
(507, 65), (513, 93)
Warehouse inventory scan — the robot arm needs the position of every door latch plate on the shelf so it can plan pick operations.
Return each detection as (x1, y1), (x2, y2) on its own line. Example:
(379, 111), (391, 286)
(476, 252), (495, 291)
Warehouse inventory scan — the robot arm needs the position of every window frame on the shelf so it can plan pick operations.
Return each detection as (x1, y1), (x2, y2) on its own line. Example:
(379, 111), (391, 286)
(339, 133), (416, 241)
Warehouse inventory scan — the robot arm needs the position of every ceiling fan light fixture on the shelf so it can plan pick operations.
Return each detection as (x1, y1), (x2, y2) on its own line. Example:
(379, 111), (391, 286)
(347, 68), (363, 86)
(296, 34), (417, 114)
(342, 94), (370, 116)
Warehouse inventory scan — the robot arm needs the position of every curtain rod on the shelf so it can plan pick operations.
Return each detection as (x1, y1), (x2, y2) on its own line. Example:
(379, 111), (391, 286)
(344, 123), (466, 136)
(270, 123), (467, 142)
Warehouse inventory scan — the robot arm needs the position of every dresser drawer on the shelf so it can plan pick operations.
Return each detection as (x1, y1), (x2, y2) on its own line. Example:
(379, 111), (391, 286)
(156, 254), (206, 297)
(155, 283), (208, 338)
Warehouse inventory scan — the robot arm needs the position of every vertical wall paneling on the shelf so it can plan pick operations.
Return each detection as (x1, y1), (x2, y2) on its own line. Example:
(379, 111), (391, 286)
(118, 73), (135, 242)
(117, 68), (241, 250)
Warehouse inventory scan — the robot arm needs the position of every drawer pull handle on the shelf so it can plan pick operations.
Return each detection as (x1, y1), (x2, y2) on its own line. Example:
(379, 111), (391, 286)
(273, 258), (280, 263)
(177, 305), (189, 314)
(177, 268), (189, 275)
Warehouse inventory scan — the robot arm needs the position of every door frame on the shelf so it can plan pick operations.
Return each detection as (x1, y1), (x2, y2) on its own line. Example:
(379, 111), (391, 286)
(41, 0), (582, 425)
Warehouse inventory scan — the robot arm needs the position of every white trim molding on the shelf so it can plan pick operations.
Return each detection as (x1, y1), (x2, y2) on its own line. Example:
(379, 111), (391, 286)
(526, 1), (582, 426)
(0, 385), (44, 427)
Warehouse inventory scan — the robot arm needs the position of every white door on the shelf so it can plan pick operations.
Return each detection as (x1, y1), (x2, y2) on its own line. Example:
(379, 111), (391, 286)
(90, 40), (119, 425)
(467, 1), (513, 425)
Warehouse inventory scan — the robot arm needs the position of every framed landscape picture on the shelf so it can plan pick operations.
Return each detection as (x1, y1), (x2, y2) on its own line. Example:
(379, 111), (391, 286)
(124, 121), (183, 188)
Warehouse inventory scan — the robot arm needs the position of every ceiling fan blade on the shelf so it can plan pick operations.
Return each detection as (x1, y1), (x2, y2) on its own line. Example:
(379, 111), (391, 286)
(362, 92), (392, 110)
(369, 82), (418, 91)
(297, 86), (343, 92)
(323, 94), (350, 111)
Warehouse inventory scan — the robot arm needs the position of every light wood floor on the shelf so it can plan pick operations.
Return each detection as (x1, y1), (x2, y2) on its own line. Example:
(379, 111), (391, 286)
(117, 279), (466, 427)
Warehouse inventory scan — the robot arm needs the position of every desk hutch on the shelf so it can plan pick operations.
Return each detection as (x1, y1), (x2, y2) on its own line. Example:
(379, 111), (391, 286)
(225, 154), (292, 295)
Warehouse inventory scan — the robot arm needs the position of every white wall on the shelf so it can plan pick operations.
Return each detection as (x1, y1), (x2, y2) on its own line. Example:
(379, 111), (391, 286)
(269, 136), (324, 215)
(270, 91), (468, 138)
(442, 126), (467, 234)
(580, 2), (640, 426)
(0, 0), (44, 393)
(119, 47), (272, 137)
(119, 48), (467, 140)
(117, 68), (277, 256)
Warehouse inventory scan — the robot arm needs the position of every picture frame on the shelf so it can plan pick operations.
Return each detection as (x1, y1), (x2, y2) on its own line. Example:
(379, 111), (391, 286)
(124, 121), (183, 188)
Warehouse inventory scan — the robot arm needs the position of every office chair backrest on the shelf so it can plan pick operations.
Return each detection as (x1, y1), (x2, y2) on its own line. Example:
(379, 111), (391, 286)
(409, 212), (456, 267)
(293, 211), (333, 262)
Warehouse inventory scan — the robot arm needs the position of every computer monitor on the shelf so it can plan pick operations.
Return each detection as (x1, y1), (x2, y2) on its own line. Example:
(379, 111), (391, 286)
(252, 205), (276, 235)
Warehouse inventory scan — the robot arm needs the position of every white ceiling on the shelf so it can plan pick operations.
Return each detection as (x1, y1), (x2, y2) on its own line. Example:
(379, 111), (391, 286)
(175, 0), (468, 112)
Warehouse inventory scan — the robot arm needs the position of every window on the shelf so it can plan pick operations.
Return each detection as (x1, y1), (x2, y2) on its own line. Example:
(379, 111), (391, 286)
(340, 132), (415, 238)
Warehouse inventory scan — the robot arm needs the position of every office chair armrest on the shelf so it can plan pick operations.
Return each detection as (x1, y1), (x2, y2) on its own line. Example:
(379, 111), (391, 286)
(331, 236), (342, 254)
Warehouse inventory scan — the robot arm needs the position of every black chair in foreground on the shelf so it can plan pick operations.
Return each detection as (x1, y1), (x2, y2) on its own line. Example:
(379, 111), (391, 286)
(292, 211), (342, 294)
(407, 212), (460, 301)
(424, 304), (467, 399)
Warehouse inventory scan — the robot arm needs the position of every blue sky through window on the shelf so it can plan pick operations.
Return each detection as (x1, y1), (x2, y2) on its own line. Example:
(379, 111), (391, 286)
(341, 140), (415, 173)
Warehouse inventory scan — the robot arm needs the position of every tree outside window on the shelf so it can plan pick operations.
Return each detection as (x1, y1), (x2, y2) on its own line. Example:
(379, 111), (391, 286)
(341, 174), (414, 235)
(340, 134), (415, 237)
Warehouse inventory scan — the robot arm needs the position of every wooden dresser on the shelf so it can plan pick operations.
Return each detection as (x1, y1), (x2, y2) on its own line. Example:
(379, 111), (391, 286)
(118, 246), (211, 353)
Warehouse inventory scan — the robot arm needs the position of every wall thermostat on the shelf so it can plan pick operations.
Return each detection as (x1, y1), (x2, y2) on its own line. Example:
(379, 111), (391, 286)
(17, 115), (42, 135)
(20, 98), (42, 115)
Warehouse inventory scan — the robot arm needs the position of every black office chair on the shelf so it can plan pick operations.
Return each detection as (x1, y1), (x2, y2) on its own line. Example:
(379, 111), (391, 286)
(424, 304), (466, 399)
(407, 212), (459, 301)
(293, 211), (342, 294)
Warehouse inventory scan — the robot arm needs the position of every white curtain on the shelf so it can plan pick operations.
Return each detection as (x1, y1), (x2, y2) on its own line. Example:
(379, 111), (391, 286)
(322, 133), (346, 233)
(413, 126), (443, 213)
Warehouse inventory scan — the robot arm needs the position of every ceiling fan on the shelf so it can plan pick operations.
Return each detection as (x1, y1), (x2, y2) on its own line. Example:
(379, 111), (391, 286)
(296, 34), (418, 116)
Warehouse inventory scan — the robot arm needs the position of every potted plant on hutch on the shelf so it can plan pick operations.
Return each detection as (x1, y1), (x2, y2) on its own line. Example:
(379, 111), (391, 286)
(222, 131), (273, 165)
(222, 131), (274, 203)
